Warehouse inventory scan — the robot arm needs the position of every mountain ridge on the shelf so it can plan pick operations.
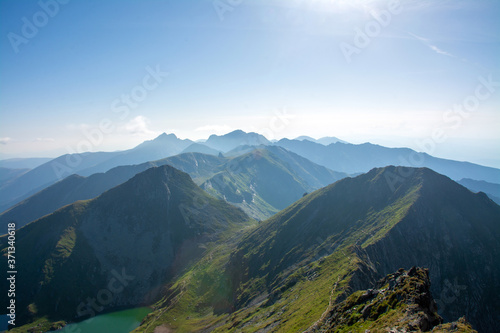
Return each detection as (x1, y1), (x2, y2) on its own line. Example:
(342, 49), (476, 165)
(0, 153), (227, 229)
(1, 147), (348, 228)
(132, 166), (499, 332)
(2, 131), (499, 214)
(0, 165), (253, 329)
(275, 138), (500, 183)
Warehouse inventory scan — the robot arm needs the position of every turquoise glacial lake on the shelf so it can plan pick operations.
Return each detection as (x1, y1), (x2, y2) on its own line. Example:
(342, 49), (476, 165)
(58, 307), (152, 333)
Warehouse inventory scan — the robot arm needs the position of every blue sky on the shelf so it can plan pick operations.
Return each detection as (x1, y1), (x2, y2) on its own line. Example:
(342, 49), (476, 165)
(0, 0), (499, 167)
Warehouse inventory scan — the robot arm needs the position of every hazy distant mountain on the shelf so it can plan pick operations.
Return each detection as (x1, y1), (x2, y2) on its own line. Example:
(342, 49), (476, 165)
(295, 135), (348, 145)
(181, 142), (221, 156)
(0, 133), (193, 213)
(136, 166), (499, 332)
(0, 165), (252, 328)
(3, 130), (499, 221)
(317, 136), (348, 145)
(201, 147), (348, 220)
(204, 130), (270, 152)
(276, 139), (500, 183)
(0, 167), (29, 184)
(222, 144), (259, 157)
(1, 147), (346, 227)
(77, 133), (194, 176)
(0, 157), (52, 169)
(0, 151), (121, 213)
(0, 153), (226, 229)
(458, 178), (500, 204)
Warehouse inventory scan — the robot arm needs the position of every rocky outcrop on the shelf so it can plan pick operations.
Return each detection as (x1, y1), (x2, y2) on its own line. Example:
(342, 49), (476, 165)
(361, 168), (500, 332)
(307, 267), (477, 333)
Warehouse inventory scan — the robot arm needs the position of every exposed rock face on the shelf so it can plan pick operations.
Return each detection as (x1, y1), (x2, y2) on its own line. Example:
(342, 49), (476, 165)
(307, 267), (477, 333)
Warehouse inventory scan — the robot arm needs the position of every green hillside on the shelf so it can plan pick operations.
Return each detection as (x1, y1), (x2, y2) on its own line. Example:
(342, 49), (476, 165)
(134, 166), (500, 332)
(202, 147), (347, 220)
(0, 165), (253, 331)
(5, 166), (499, 332)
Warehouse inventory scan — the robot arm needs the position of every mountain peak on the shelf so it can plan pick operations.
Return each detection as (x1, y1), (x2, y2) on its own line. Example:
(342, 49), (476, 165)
(155, 132), (177, 140)
(222, 165), (499, 331)
(204, 130), (271, 153)
(0, 164), (251, 326)
(227, 129), (246, 136)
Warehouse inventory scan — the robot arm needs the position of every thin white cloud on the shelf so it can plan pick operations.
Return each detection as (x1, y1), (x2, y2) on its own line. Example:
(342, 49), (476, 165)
(408, 32), (455, 58)
(123, 116), (159, 136)
(0, 137), (12, 145)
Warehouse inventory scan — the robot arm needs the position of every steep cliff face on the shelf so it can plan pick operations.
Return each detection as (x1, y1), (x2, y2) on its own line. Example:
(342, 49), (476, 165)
(362, 168), (500, 332)
(0, 165), (253, 327)
(307, 267), (477, 333)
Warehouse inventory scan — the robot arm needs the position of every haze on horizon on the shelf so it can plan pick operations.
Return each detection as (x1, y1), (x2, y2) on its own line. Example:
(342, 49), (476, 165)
(0, 0), (499, 167)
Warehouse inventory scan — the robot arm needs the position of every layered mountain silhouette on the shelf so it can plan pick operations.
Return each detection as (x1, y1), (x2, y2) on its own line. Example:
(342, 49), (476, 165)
(0, 167), (29, 185)
(0, 165), (252, 328)
(0, 153), (226, 229)
(0, 157), (51, 169)
(2, 132), (500, 333)
(458, 178), (500, 205)
(181, 142), (221, 155)
(1, 147), (346, 228)
(0, 133), (193, 212)
(2, 131), (499, 214)
(77, 133), (194, 176)
(295, 135), (348, 145)
(201, 146), (347, 219)
(204, 130), (271, 152)
(133, 166), (499, 332)
(276, 138), (500, 183)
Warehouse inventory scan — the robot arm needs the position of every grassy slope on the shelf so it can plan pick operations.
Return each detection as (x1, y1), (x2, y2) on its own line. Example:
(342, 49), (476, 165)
(135, 167), (422, 332)
(201, 148), (343, 220)
(1, 165), (254, 332)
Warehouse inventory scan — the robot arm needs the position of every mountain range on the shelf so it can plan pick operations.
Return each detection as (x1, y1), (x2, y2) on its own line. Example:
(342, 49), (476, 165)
(2, 131), (498, 216)
(3, 165), (499, 332)
(0, 146), (347, 228)
(0, 134), (196, 212)
(458, 178), (500, 205)
(200, 146), (347, 220)
(0, 153), (226, 229)
(294, 135), (348, 145)
(276, 138), (500, 183)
